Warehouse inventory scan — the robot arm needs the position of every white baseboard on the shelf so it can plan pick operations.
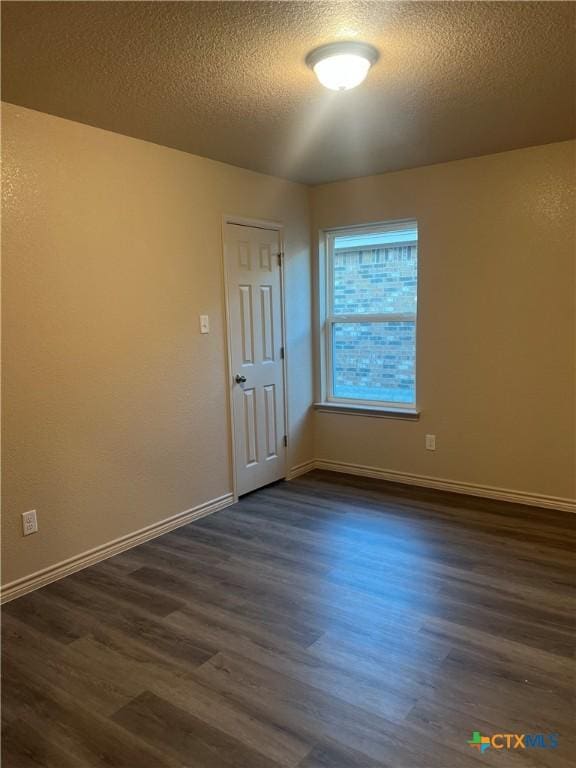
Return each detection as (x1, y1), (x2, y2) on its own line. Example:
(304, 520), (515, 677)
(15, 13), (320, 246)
(1, 493), (235, 604)
(286, 460), (317, 480)
(295, 459), (576, 513)
(4, 461), (573, 604)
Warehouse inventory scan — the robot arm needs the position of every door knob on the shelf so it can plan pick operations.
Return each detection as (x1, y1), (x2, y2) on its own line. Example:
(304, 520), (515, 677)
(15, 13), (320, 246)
(235, 374), (247, 384)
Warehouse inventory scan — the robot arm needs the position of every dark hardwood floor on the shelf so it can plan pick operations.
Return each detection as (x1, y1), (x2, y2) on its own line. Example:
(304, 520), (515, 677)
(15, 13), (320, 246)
(2, 470), (575, 767)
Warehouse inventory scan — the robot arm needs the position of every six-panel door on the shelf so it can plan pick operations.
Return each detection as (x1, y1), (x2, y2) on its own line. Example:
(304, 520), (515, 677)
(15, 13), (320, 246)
(225, 223), (286, 496)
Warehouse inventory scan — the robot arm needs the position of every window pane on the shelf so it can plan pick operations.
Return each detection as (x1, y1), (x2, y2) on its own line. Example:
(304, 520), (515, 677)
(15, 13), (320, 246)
(332, 321), (415, 404)
(332, 242), (417, 315)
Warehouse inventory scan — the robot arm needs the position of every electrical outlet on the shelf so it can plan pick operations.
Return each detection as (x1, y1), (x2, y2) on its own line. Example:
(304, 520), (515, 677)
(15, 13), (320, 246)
(22, 510), (38, 536)
(425, 434), (436, 451)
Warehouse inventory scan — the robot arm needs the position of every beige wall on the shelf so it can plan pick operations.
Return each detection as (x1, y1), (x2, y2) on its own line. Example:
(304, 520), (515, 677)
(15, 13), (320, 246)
(1, 104), (313, 586)
(2, 105), (574, 590)
(311, 141), (576, 502)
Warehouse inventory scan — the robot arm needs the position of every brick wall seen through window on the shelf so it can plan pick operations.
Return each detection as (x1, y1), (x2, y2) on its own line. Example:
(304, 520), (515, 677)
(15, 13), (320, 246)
(325, 222), (418, 406)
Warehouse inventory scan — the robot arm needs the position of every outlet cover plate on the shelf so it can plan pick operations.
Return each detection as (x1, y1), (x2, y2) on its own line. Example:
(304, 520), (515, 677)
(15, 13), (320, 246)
(22, 510), (38, 536)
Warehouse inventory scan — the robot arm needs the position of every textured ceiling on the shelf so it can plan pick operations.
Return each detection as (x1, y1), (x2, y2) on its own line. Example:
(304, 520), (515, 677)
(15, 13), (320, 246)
(2, 1), (575, 184)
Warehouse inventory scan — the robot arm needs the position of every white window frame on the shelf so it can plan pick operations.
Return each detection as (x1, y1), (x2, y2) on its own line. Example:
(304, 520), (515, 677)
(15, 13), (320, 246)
(321, 220), (418, 411)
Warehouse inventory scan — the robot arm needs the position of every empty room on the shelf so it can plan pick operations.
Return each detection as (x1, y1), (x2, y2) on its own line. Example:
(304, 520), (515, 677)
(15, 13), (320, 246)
(1, 1), (575, 766)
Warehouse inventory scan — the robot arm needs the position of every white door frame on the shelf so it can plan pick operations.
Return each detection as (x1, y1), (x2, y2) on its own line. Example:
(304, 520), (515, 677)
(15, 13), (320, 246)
(221, 214), (289, 501)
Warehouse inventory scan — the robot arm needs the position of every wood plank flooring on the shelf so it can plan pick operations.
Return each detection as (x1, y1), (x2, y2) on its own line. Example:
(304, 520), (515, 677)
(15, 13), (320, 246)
(2, 470), (575, 767)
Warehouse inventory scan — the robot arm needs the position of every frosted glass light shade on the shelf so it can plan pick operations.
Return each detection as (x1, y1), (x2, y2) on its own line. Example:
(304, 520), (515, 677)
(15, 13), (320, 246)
(313, 54), (371, 91)
(306, 42), (379, 91)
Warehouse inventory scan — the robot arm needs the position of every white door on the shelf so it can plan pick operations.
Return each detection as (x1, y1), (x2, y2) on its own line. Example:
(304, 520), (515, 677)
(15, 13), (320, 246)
(224, 223), (287, 496)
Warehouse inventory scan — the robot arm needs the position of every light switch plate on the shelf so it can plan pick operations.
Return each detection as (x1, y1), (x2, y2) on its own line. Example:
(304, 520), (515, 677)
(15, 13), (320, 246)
(200, 315), (210, 334)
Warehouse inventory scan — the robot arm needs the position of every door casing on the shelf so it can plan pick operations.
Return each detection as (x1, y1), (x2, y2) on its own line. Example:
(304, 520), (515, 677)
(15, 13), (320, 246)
(221, 215), (289, 501)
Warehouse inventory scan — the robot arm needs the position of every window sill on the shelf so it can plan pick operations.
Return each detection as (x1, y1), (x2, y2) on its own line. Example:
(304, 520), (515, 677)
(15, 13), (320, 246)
(313, 402), (420, 420)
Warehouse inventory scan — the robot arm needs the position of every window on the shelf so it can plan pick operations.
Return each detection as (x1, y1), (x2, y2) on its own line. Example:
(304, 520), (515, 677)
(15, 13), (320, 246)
(322, 220), (418, 410)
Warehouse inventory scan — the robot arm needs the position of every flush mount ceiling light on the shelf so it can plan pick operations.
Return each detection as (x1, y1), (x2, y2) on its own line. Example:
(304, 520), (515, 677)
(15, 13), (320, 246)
(306, 41), (379, 91)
